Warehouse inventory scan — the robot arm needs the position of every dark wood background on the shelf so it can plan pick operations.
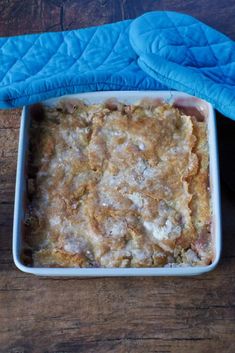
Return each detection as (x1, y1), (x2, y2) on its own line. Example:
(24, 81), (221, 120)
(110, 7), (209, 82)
(0, 1), (235, 352)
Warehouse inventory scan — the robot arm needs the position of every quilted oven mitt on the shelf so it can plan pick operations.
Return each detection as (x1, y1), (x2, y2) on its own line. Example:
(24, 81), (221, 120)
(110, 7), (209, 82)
(0, 11), (234, 120)
(130, 11), (235, 120)
(0, 18), (165, 108)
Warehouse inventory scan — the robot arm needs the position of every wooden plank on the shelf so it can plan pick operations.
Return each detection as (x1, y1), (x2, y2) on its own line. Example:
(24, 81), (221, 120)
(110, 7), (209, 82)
(0, 0), (234, 37)
(0, 259), (234, 352)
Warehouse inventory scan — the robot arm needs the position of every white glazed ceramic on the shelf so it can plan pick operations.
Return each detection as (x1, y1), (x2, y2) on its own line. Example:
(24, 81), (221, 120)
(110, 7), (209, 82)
(13, 91), (221, 276)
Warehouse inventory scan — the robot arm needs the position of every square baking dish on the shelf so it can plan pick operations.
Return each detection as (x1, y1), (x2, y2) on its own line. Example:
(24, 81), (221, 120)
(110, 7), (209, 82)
(13, 91), (221, 276)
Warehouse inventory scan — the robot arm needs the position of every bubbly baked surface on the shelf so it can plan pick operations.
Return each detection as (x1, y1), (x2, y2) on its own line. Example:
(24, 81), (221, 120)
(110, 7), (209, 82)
(23, 98), (212, 268)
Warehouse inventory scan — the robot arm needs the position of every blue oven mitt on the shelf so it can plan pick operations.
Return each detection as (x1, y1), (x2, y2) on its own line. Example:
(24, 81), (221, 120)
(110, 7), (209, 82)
(0, 11), (234, 120)
(0, 19), (165, 108)
(130, 11), (235, 120)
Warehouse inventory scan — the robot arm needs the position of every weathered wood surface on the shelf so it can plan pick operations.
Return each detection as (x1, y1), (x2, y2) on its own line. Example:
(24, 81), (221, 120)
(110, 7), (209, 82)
(0, 1), (235, 352)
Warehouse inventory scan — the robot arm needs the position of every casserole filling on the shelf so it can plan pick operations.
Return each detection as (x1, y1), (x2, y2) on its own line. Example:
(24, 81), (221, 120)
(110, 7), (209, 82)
(23, 98), (212, 267)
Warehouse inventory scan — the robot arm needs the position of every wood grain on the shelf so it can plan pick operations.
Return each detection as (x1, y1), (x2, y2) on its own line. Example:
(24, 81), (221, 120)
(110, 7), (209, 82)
(0, 1), (235, 353)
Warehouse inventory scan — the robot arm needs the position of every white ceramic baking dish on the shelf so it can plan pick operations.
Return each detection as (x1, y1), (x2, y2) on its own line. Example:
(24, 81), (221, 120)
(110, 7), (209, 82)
(13, 91), (221, 276)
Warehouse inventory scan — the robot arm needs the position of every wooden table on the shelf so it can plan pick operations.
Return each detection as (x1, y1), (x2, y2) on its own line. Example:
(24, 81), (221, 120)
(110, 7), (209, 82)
(0, 1), (235, 352)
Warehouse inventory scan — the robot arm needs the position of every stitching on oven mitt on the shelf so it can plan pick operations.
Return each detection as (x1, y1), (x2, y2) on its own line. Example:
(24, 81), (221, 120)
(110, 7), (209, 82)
(0, 19), (166, 108)
(130, 11), (235, 120)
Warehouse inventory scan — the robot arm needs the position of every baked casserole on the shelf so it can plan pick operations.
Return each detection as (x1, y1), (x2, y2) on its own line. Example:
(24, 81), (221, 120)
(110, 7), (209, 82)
(23, 98), (212, 268)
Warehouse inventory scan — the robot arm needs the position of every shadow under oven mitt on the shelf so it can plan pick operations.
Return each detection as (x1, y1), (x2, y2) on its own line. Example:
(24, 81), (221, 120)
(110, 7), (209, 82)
(0, 11), (234, 121)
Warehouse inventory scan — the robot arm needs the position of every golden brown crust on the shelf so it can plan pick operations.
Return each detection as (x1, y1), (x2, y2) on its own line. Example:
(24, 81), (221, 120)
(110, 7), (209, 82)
(24, 99), (212, 268)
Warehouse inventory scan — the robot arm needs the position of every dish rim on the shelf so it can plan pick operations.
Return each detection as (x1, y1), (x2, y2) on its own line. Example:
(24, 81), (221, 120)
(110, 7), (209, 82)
(12, 90), (221, 276)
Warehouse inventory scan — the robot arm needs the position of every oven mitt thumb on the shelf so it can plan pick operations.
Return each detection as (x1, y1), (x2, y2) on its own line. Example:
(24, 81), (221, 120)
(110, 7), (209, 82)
(130, 11), (235, 120)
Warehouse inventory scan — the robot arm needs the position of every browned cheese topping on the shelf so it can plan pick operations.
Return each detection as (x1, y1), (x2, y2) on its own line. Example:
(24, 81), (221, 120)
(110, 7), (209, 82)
(23, 98), (212, 268)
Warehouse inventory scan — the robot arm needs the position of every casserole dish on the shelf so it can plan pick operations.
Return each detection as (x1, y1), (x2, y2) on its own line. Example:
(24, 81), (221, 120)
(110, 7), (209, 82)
(13, 91), (221, 276)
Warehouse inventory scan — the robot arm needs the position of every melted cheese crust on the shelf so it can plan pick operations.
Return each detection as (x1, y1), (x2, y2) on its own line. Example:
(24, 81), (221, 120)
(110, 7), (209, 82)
(23, 99), (212, 268)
